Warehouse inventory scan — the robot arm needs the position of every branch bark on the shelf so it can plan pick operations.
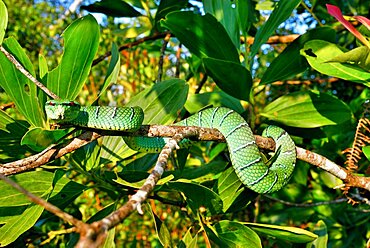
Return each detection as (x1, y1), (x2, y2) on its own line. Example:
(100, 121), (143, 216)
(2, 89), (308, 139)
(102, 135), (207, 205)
(1, 125), (369, 191)
(1, 125), (369, 246)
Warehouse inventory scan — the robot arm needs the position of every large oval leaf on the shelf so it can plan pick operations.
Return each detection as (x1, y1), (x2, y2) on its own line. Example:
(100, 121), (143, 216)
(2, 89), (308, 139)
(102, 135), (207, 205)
(100, 79), (189, 161)
(210, 220), (262, 248)
(46, 15), (100, 100)
(203, 0), (239, 48)
(0, 170), (86, 246)
(160, 11), (239, 63)
(0, 170), (86, 207)
(0, 201), (45, 246)
(21, 127), (70, 152)
(261, 91), (352, 128)
(301, 40), (370, 86)
(0, 38), (45, 127)
(127, 79), (189, 124)
(214, 167), (243, 212)
(0, 110), (29, 163)
(168, 180), (223, 216)
(260, 27), (336, 85)
(203, 57), (252, 101)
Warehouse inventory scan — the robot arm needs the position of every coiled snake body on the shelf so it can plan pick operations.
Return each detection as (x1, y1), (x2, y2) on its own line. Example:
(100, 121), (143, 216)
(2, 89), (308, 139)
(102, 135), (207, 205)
(45, 100), (296, 193)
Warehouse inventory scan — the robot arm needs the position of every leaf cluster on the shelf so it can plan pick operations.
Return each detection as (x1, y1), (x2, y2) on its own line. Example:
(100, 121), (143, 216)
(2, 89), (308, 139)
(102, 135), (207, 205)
(0, 0), (369, 247)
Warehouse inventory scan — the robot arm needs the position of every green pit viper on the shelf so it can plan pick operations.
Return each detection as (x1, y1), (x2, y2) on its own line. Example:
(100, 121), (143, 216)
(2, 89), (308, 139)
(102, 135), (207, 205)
(45, 100), (296, 193)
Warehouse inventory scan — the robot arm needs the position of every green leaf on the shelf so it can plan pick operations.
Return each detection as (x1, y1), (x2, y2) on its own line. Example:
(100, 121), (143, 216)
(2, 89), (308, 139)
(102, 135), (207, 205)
(211, 220), (262, 248)
(175, 160), (228, 183)
(301, 40), (370, 86)
(84, 202), (117, 248)
(261, 91), (352, 128)
(38, 55), (48, 81)
(127, 78), (189, 124)
(47, 15), (100, 100)
(215, 167), (243, 212)
(260, 27), (336, 85)
(100, 79), (189, 161)
(236, 0), (255, 35)
(325, 46), (370, 71)
(87, 203), (116, 223)
(178, 228), (198, 248)
(0, 202), (46, 247)
(244, 222), (318, 243)
(203, 57), (252, 101)
(310, 220), (328, 248)
(0, 0), (7, 44)
(0, 110), (29, 163)
(101, 228), (116, 248)
(97, 43), (120, 100)
(185, 91), (244, 114)
(20, 127), (70, 152)
(81, 0), (142, 17)
(160, 11), (239, 63)
(69, 140), (102, 171)
(250, 0), (301, 58)
(204, 0), (240, 48)
(154, 0), (188, 31)
(168, 180), (223, 216)
(0, 170), (85, 246)
(0, 171), (85, 207)
(149, 206), (173, 247)
(0, 38), (45, 127)
(363, 146), (370, 161)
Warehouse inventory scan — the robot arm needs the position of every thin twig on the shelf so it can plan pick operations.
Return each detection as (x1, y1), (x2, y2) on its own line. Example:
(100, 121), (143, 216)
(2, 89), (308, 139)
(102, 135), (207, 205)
(76, 133), (189, 247)
(264, 195), (348, 207)
(195, 74), (208, 94)
(0, 46), (59, 99)
(92, 32), (170, 66)
(301, 1), (323, 27)
(1, 126), (370, 192)
(175, 44), (182, 78)
(0, 101), (15, 110)
(157, 33), (172, 82)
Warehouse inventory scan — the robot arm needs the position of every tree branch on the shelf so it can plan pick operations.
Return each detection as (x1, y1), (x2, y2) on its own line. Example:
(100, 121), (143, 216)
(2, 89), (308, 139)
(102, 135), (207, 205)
(1, 125), (369, 191)
(1, 125), (369, 246)
(0, 46), (59, 100)
(92, 32), (170, 66)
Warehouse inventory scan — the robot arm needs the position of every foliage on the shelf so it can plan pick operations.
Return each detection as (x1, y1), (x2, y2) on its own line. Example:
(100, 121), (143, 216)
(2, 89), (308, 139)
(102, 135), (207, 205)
(0, 0), (369, 247)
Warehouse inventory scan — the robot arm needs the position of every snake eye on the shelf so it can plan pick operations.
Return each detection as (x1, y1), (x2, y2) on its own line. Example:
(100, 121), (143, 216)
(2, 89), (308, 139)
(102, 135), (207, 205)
(48, 101), (55, 106)
(69, 101), (75, 106)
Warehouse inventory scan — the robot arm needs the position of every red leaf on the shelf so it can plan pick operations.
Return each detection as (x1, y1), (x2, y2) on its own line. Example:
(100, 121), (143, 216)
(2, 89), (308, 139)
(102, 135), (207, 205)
(354, 16), (370, 30)
(326, 4), (370, 48)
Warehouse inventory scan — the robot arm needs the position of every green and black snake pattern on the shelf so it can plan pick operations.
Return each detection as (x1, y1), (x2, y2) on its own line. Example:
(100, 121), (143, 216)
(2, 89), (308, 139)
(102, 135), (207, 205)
(45, 100), (296, 193)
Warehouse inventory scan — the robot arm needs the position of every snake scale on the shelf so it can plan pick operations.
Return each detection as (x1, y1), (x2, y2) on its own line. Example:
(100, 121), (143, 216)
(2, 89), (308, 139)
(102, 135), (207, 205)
(45, 100), (296, 193)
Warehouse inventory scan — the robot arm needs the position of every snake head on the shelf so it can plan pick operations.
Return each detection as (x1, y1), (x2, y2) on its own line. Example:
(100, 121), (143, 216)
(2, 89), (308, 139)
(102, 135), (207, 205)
(45, 100), (81, 123)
